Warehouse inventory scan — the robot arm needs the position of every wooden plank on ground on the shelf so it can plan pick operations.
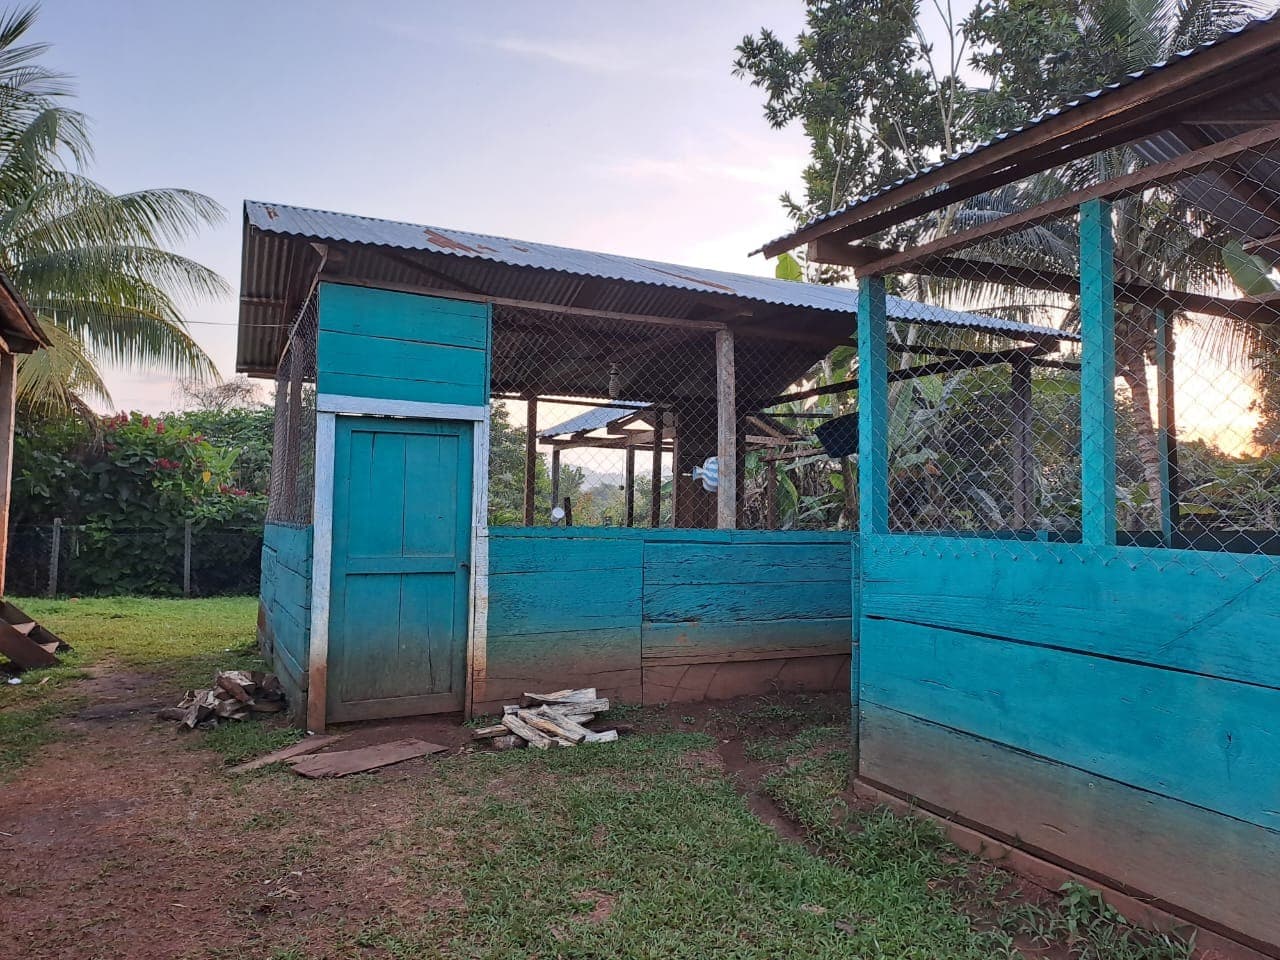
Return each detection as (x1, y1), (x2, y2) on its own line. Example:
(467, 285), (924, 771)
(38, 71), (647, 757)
(288, 738), (447, 778)
(226, 735), (346, 774)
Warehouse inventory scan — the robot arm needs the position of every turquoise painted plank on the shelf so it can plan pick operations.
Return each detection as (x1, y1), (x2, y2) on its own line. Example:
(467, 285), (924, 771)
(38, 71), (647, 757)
(487, 565), (642, 635)
(641, 618), (850, 661)
(861, 703), (1280, 947)
(643, 541), (850, 585)
(860, 534), (1280, 689)
(484, 627), (643, 677)
(485, 526), (854, 544)
(858, 277), (889, 535)
(1079, 199), (1116, 545)
(860, 617), (1280, 829)
(318, 329), (486, 388)
(489, 536), (644, 575)
(317, 370), (487, 407)
(318, 282), (488, 347)
(643, 580), (848, 623)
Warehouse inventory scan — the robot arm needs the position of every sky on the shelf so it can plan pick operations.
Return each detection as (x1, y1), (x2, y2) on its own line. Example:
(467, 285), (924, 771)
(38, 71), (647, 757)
(33, 0), (814, 412)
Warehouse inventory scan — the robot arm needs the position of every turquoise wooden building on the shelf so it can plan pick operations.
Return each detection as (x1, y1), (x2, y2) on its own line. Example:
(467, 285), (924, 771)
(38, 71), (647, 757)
(760, 14), (1280, 956)
(238, 201), (1067, 734)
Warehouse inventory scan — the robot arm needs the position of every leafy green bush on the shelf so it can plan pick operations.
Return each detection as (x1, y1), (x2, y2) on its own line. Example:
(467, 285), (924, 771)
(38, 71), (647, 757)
(11, 412), (267, 596)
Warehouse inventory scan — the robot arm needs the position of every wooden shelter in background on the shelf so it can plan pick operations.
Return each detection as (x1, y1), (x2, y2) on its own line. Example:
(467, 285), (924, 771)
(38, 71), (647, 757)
(0, 273), (48, 596)
(760, 12), (1280, 957)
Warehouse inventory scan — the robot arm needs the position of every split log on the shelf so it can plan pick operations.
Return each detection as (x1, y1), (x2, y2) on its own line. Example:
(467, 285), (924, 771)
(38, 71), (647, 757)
(491, 734), (524, 750)
(524, 688), (597, 704)
(518, 709), (586, 744)
(471, 724), (509, 739)
(500, 712), (554, 749)
(216, 673), (253, 703)
(289, 739), (447, 778)
(541, 697), (609, 715)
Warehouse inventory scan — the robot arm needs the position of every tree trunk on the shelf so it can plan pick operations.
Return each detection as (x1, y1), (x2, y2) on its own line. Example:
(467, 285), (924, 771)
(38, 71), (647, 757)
(1118, 333), (1164, 530)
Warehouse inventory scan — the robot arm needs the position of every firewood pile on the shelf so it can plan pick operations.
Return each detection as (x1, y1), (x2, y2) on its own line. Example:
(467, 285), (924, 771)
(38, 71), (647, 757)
(472, 688), (619, 750)
(156, 670), (286, 730)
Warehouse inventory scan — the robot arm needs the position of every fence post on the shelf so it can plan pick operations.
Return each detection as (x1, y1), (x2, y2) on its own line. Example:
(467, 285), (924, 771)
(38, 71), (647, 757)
(1079, 199), (1117, 547)
(47, 517), (61, 598)
(183, 519), (193, 597)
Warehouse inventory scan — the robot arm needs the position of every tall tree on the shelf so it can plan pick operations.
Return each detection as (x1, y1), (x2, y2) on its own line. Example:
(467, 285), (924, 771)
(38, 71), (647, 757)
(0, 4), (226, 413)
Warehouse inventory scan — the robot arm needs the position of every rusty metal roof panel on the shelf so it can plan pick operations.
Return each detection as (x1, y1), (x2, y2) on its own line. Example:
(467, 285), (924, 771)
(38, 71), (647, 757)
(239, 201), (1075, 373)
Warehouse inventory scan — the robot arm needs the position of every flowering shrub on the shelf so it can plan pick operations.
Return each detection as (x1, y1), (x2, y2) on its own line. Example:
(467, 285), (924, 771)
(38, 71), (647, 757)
(12, 412), (267, 596)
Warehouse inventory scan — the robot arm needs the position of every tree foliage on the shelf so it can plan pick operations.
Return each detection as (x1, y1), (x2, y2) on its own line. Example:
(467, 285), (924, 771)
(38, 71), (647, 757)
(0, 4), (226, 412)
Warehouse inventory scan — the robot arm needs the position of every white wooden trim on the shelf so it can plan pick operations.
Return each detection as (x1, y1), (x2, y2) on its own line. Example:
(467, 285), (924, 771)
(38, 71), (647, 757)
(466, 407), (491, 718)
(317, 393), (486, 421)
(306, 411), (336, 732)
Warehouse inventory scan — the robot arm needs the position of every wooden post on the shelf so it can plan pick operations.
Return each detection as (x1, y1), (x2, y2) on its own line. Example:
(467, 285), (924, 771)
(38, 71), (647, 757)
(183, 519), (193, 597)
(765, 459), (778, 529)
(857, 277), (889, 535)
(624, 447), (636, 527)
(1155, 308), (1180, 545)
(282, 361), (303, 517)
(47, 517), (61, 598)
(562, 496), (573, 526)
(523, 397), (538, 526)
(1010, 354), (1034, 529)
(1079, 199), (1117, 547)
(550, 448), (561, 517)
(715, 328), (737, 529)
(0, 350), (16, 596)
(650, 412), (663, 528)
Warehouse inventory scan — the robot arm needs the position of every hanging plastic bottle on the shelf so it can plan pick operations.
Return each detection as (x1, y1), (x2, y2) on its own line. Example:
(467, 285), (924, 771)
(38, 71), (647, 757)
(690, 456), (719, 492)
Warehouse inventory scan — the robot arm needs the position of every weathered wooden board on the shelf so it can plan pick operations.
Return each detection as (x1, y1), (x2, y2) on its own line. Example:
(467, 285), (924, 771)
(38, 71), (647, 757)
(317, 283), (489, 407)
(645, 653), (849, 704)
(860, 616), (1280, 830)
(259, 522), (313, 708)
(861, 703), (1280, 949)
(228, 734), (344, 774)
(861, 534), (1280, 688)
(640, 620), (849, 663)
(289, 738), (447, 777)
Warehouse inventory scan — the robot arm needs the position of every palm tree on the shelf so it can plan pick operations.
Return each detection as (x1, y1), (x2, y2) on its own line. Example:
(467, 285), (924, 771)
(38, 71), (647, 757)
(0, 5), (226, 412)
(925, 0), (1277, 527)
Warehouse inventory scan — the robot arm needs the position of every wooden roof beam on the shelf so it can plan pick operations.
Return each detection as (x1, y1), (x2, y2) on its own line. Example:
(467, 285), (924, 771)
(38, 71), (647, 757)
(814, 118), (1280, 278)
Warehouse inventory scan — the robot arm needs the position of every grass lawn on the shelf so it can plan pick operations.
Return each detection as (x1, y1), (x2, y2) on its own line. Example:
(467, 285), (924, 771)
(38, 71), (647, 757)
(0, 597), (1195, 959)
(0, 595), (262, 775)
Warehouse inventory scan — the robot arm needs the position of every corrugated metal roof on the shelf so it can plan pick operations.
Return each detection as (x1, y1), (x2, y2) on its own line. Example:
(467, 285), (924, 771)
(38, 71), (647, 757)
(758, 12), (1280, 254)
(240, 201), (1073, 375)
(539, 402), (646, 438)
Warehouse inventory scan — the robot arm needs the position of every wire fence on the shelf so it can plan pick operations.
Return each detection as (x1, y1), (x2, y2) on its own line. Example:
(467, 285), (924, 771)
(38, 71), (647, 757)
(6, 521), (263, 597)
(866, 137), (1280, 565)
(488, 303), (858, 531)
(266, 292), (318, 526)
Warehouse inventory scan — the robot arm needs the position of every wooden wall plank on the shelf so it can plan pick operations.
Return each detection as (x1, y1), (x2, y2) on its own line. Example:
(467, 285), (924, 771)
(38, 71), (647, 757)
(861, 534), (1280, 688)
(318, 282), (488, 346)
(643, 540), (848, 584)
(641, 618), (849, 662)
(1079, 198), (1117, 545)
(260, 522), (314, 711)
(643, 580), (849, 623)
(862, 703), (1280, 949)
(861, 616), (1280, 830)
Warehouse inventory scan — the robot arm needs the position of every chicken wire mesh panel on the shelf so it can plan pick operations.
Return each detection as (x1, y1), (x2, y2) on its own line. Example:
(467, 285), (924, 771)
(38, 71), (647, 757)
(265, 294), (317, 526)
(487, 304), (858, 530)
(868, 137), (1280, 563)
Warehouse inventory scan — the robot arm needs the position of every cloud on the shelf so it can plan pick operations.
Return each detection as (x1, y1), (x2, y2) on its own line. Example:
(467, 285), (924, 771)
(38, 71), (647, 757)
(490, 36), (638, 74)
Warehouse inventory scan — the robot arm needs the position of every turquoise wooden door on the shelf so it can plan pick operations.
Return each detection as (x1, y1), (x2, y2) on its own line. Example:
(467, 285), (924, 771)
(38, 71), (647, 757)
(329, 417), (473, 721)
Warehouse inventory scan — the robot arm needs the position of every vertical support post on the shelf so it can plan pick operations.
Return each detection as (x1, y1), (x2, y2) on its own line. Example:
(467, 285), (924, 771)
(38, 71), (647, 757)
(765, 459), (778, 530)
(183, 519), (193, 597)
(649, 412), (663, 528)
(523, 397), (538, 526)
(47, 517), (61, 598)
(1155, 309), (1180, 546)
(0, 350), (16, 597)
(715, 329), (737, 529)
(1010, 354), (1034, 529)
(282, 358), (303, 517)
(550, 448), (561, 518)
(307, 411), (336, 733)
(1079, 199), (1117, 547)
(624, 447), (636, 527)
(857, 277), (889, 535)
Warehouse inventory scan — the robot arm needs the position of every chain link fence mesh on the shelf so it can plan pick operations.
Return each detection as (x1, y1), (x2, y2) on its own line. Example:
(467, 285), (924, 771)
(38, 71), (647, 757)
(266, 292), (318, 526)
(862, 139), (1280, 566)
